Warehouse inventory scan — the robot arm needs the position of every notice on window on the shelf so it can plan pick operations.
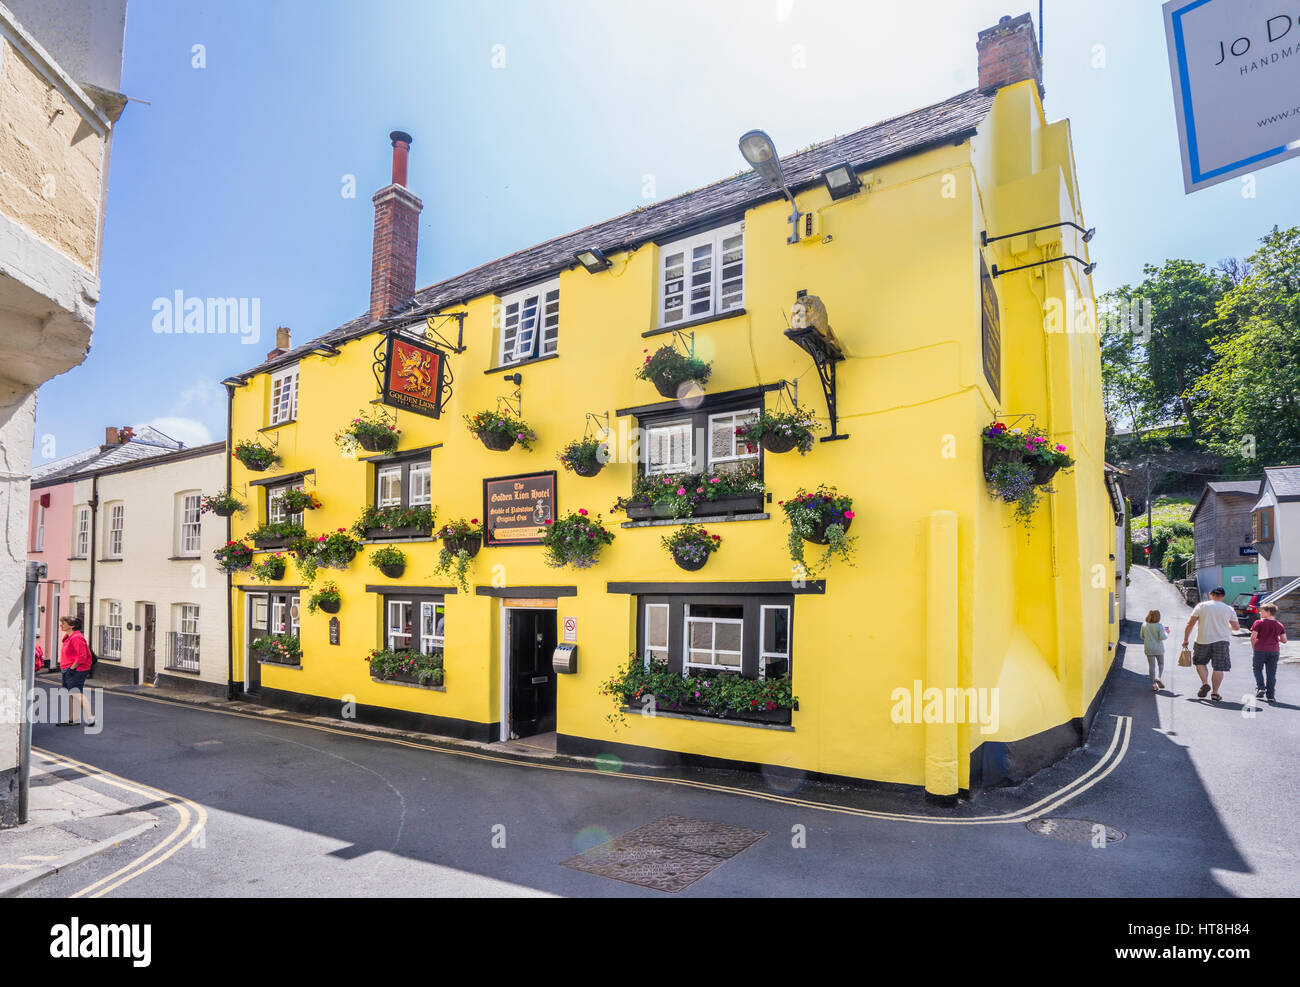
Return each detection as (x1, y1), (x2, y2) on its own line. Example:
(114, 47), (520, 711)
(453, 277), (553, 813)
(1164, 0), (1300, 192)
(484, 472), (556, 546)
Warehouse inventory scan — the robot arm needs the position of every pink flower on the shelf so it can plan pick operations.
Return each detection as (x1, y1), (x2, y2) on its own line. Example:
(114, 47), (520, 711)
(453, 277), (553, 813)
(844, 510), (856, 519)
(544, 519), (552, 525)
(676, 488), (685, 496)
(696, 487), (704, 493)
(709, 477), (720, 484)
(1055, 444), (1066, 452)
(578, 509), (588, 516)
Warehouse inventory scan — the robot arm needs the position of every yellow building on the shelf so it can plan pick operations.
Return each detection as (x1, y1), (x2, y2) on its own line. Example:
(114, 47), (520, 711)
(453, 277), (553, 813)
(223, 13), (1117, 798)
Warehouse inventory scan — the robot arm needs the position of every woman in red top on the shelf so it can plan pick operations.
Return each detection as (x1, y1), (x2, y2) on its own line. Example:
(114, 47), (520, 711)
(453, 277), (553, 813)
(58, 615), (94, 727)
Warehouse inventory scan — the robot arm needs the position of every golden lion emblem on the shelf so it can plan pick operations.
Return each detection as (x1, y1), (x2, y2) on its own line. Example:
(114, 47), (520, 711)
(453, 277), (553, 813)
(394, 345), (434, 398)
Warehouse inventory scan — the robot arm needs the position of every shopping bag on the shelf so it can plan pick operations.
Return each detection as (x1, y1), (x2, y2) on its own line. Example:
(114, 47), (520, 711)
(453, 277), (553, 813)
(1178, 647), (1193, 668)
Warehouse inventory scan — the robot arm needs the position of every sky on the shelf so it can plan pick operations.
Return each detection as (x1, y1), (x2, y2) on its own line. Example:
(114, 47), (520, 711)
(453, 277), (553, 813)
(31, 0), (1300, 461)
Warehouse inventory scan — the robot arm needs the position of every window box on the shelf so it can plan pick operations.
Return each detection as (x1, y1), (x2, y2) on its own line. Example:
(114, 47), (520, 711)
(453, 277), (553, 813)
(253, 536), (299, 550)
(373, 668), (445, 689)
(624, 700), (794, 726)
(626, 493), (764, 521)
(256, 652), (302, 668)
(363, 525), (433, 540)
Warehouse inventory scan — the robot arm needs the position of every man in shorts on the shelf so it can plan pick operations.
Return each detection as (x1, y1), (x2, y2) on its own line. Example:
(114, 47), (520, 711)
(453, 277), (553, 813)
(1182, 587), (1240, 702)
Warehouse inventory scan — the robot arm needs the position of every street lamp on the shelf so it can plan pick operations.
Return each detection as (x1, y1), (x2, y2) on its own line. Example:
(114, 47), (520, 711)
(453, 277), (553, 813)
(738, 129), (803, 244)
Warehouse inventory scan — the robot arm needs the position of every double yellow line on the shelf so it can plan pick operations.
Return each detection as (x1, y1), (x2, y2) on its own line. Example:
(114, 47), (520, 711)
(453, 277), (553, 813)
(33, 748), (208, 898)
(98, 689), (1133, 827)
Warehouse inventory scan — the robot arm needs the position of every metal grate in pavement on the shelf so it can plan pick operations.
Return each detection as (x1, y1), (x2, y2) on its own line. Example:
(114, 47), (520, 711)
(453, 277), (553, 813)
(561, 814), (767, 892)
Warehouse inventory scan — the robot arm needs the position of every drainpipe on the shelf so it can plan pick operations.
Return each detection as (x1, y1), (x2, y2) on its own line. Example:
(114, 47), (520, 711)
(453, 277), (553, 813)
(925, 510), (960, 802)
(87, 474), (99, 654)
(224, 381), (235, 700)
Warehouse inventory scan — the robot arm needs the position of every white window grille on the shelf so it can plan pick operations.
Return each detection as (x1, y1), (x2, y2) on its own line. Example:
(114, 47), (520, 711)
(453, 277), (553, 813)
(659, 222), (744, 328)
(269, 366), (298, 425)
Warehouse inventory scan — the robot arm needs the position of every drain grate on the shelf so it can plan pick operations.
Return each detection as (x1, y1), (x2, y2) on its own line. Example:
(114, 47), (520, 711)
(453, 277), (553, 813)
(1026, 817), (1126, 844)
(561, 814), (767, 893)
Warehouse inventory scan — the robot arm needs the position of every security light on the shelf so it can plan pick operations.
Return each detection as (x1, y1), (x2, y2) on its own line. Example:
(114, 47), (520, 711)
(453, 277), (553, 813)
(738, 129), (803, 244)
(575, 248), (611, 273)
(821, 162), (861, 200)
(1084, 262), (1098, 275)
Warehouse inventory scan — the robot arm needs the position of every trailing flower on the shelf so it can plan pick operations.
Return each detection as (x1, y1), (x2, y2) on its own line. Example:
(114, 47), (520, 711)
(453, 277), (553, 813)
(735, 407), (820, 455)
(635, 344), (712, 396)
(367, 647), (444, 687)
(306, 582), (341, 614)
(661, 524), (721, 566)
(1023, 430), (1075, 470)
(986, 460), (1042, 526)
(250, 553), (288, 583)
(540, 509), (615, 568)
(351, 504), (437, 537)
(335, 408), (400, 453)
(232, 438), (278, 470)
(557, 436), (609, 474)
(433, 518), (484, 592)
(612, 461), (763, 518)
(200, 488), (244, 516)
(213, 539), (254, 573)
(276, 488), (320, 513)
(464, 409), (536, 451)
(289, 534), (321, 584)
(780, 485), (857, 576)
(251, 633), (301, 665)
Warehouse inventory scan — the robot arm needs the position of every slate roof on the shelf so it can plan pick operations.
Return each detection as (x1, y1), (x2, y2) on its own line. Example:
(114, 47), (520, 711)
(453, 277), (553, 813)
(30, 425), (185, 486)
(233, 87), (997, 380)
(1265, 465), (1300, 501)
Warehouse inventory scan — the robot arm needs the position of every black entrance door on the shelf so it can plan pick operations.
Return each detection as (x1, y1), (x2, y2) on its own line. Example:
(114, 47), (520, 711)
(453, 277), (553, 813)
(248, 595), (268, 692)
(509, 608), (557, 738)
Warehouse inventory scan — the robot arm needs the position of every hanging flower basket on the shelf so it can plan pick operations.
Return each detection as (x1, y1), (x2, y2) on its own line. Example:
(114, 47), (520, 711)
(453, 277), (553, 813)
(806, 513), (853, 545)
(781, 486), (857, 576)
(1023, 432), (1074, 487)
(251, 554), (288, 583)
(636, 345), (712, 399)
(662, 524), (720, 572)
(233, 439), (278, 472)
(465, 409), (536, 452)
(336, 410), (400, 454)
(981, 422), (1027, 478)
(201, 489), (243, 517)
(1032, 462), (1062, 486)
(558, 437), (608, 477)
(370, 545), (407, 579)
(443, 532), (482, 558)
(541, 509), (615, 568)
(736, 408), (820, 456)
(308, 584), (343, 615)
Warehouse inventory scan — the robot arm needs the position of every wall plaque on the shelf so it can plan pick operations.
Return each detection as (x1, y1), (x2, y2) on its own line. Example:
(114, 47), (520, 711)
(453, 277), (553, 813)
(483, 471), (556, 546)
(981, 256), (1001, 402)
(329, 617), (340, 646)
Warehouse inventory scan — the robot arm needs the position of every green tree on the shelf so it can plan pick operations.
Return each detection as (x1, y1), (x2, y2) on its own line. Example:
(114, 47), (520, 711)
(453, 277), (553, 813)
(1193, 227), (1300, 468)
(1110, 260), (1226, 436)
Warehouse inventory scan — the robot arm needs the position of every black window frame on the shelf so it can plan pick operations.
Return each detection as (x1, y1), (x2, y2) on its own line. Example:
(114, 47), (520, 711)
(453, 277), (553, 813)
(636, 393), (764, 481)
(265, 479), (305, 527)
(637, 593), (793, 680)
(381, 590), (446, 654)
(372, 451), (433, 511)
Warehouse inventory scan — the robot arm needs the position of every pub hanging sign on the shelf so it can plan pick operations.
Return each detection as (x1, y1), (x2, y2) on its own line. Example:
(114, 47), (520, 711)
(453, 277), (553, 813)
(376, 333), (446, 419)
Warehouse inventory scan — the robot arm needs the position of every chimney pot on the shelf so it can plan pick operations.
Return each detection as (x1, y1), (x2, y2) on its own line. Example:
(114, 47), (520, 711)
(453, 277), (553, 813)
(390, 130), (413, 188)
(276, 326), (291, 350)
(977, 12), (1042, 96)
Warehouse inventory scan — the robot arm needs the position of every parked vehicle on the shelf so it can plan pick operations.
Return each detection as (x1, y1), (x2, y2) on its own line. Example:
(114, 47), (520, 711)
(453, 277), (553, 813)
(1231, 592), (1263, 628)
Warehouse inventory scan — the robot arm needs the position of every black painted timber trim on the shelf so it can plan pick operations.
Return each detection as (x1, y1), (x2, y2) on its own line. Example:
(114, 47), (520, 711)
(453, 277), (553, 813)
(484, 353), (561, 374)
(474, 585), (577, 597)
(248, 469), (316, 487)
(357, 443), (442, 463)
(615, 383), (782, 419)
(642, 308), (746, 338)
(365, 584), (458, 595)
(234, 584), (308, 592)
(606, 580), (825, 595)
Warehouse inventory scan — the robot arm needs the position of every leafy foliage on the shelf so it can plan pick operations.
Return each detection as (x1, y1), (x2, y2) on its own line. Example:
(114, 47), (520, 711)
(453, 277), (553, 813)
(306, 582), (341, 614)
(251, 633), (301, 665)
(614, 462), (762, 518)
(661, 523), (721, 565)
(734, 407), (820, 454)
(540, 509), (614, 568)
(635, 345), (712, 388)
(250, 553), (288, 583)
(213, 539), (254, 572)
(780, 485), (856, 575)
(367, 648), (444, 686)
(351, 504), (436, 536)
(464, 409), (536, 450)
(600, 656), (795, 729)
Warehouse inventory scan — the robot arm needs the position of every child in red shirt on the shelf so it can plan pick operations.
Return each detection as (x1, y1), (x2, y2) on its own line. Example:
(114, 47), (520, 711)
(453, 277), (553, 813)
(1250, 603), (1287, 703)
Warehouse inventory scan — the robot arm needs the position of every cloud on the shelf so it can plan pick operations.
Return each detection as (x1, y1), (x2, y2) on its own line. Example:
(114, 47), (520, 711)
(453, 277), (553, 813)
(146, 416), (213, 447)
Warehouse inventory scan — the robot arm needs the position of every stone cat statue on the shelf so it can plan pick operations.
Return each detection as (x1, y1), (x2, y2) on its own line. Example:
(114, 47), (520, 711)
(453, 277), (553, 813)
(790, 293), (839, 350)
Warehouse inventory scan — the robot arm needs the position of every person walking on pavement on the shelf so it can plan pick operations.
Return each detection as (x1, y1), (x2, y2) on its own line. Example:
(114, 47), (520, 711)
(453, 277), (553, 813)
(1141, 609), (1168, 691)
(1182, 587), (1240, 703)
(1250, 603), (1287, 703)
(57, 615), (95, 727)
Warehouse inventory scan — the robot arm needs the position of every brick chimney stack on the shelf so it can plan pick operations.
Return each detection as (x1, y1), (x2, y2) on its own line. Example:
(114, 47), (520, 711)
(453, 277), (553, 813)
(104, 426), (119, 446)
(369, 130), (423, 324)
(977, 13), (1043, 96)
(265, 326), (292, 361)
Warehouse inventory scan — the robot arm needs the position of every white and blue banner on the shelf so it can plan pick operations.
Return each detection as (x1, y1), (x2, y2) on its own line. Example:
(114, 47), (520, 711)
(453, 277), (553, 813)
(1164, 0), (1300, 192)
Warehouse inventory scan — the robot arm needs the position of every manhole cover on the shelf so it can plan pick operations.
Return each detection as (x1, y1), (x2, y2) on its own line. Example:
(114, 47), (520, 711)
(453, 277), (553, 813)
(561, 815), (767, 892)
(1026, 817), (1126, 844)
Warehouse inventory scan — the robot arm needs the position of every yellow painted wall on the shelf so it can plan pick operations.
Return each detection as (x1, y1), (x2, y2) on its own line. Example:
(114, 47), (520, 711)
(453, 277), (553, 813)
(230, 81), (1113, 789)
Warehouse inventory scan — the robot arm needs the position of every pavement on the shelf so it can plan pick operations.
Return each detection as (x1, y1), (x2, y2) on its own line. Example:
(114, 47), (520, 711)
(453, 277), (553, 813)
(8, 567), (1297, 896)
(0, 754), (159, 897)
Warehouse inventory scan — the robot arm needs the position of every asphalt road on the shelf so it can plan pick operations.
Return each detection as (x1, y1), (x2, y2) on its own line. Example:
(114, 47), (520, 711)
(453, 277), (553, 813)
(24, 572), (1298, 897)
